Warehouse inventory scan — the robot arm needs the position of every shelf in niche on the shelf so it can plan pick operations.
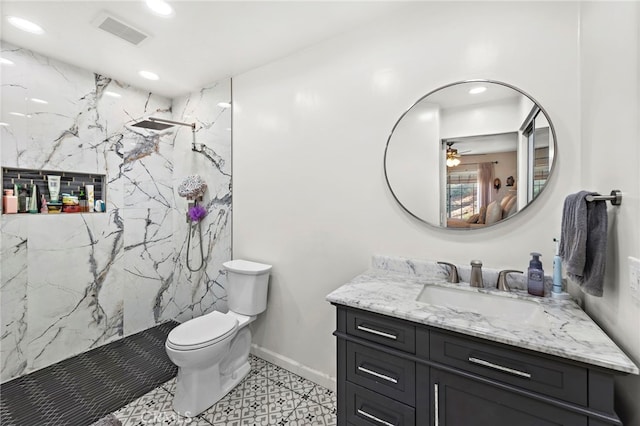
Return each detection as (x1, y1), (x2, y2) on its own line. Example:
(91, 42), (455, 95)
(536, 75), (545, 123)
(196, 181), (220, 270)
(2, 167), (106, 215)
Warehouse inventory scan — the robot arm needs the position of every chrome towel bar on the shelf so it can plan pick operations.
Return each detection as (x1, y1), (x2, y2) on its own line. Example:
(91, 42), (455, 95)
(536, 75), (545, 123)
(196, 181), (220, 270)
(585, 190), (622, 206)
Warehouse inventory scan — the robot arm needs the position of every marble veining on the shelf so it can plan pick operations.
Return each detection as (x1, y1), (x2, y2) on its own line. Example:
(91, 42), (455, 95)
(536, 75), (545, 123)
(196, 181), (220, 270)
(327, 255), (639, 374)
(0, 42), (232, 383)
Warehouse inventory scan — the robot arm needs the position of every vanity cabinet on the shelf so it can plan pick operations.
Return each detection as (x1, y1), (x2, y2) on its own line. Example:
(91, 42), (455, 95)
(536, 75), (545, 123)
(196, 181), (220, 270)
(334, 305), (622, 426)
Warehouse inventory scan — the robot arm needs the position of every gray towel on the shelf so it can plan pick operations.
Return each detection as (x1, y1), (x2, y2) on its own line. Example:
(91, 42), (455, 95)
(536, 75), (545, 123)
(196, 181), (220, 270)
(558, 191), (608, 296)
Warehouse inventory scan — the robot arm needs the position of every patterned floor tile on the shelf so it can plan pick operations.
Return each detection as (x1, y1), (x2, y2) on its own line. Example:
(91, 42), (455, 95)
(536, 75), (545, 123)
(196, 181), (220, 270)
(113, 386), (211, 426)
(200, 373), (304, 426)
(300, 384), (336, 412)
(160, 377), (176, 395)
(249, 354), (269, 373)
(261, 363), (316, 396)
(283, 399), (337, 426)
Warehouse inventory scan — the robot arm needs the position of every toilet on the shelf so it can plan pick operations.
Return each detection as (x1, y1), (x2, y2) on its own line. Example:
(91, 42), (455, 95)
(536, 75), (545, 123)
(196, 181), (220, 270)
(165, 259), (272, 417)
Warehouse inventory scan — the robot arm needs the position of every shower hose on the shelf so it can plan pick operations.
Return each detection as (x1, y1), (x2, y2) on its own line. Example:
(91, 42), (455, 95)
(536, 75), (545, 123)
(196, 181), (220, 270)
(186, 216), (205, 272)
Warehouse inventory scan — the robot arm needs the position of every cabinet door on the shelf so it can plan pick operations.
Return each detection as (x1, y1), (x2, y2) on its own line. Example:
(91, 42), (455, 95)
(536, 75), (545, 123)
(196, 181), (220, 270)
(430, 370), (587, 426)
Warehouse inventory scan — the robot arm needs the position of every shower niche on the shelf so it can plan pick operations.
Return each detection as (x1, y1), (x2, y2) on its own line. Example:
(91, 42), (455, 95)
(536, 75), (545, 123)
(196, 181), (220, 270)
(2, 167), (106, 214)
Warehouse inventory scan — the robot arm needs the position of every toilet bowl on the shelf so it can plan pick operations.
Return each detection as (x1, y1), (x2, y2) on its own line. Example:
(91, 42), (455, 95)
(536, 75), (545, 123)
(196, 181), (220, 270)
(165, 259), (272, 417)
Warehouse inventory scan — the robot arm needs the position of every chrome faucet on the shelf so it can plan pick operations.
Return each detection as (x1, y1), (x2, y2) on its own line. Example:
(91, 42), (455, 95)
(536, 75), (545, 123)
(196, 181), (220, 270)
(496, 270), (523, 291)
(470, 260), (483, 287)
(437, 261), (459, 283)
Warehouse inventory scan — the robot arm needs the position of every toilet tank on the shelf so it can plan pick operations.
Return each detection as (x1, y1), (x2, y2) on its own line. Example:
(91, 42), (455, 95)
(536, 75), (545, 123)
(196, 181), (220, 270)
(223, 259), (272, 316)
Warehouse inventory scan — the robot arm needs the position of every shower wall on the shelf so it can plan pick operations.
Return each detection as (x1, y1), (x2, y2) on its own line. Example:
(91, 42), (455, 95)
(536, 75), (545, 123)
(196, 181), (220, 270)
(0, 42), (232, 382)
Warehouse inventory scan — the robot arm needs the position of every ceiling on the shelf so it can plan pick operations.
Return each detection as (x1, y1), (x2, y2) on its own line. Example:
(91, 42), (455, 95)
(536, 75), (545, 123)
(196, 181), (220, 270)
(0, 1), (405, 98)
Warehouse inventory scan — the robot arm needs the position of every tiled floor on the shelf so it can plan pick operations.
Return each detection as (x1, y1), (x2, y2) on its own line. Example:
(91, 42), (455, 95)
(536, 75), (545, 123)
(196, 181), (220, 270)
(112, 355), (336, 426)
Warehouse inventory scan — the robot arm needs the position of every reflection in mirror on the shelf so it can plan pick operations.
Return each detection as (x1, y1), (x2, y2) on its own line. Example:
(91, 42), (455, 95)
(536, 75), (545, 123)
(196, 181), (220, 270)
(384, 80), (556, 230)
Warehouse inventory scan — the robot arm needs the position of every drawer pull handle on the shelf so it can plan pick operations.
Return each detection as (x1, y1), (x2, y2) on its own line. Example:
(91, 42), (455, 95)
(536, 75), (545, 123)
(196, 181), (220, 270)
(356, 325), (398, 340)
(468, 356), (532, 379)
(357, 409), (395, 426)
(357, 366), (398, 384)
(434, 383), (439, 426)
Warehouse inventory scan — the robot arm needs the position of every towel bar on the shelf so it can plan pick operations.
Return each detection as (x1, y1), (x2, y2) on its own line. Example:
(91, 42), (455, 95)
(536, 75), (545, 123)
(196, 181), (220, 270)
(585, 190), (622, 206)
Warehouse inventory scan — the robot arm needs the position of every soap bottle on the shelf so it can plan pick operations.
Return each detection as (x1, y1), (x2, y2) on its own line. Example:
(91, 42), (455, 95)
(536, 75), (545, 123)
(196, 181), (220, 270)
(527, 252), (545, 297)
(3, 189), (18, 214)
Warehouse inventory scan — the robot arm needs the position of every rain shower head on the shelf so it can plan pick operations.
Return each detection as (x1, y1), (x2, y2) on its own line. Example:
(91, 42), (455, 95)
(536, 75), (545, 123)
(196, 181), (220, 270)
(128, 117), (203, 152)
(131, 119), (174, 131)
(131, 117), (196, 131)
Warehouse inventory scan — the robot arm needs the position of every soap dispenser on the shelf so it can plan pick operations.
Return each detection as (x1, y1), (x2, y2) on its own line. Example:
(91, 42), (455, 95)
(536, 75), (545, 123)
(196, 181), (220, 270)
(527, 252), (545, 297)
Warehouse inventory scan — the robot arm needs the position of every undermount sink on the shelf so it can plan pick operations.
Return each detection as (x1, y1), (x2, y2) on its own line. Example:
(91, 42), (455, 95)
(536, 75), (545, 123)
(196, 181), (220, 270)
(416, 285), (548, 325)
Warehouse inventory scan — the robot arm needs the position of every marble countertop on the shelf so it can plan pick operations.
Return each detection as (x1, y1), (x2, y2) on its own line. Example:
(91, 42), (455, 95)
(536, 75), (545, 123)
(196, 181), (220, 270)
(326, 256), (639, 374)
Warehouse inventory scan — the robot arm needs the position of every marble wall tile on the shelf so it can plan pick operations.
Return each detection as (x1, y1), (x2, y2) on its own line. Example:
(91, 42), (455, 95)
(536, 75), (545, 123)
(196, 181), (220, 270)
(1, 41), (232, 382)
(0, 216), (29, 382)
(26, 214), (124, 371)
(172, 81), (233, 319)
(122, 207), (178, 335)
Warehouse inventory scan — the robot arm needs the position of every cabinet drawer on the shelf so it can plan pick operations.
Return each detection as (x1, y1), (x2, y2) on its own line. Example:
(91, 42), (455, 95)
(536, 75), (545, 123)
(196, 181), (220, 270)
(346, 341), (416, 406)
(430, 331), (587, 405)
(346, 309), (415, 353)
(346, 382), (415, 426)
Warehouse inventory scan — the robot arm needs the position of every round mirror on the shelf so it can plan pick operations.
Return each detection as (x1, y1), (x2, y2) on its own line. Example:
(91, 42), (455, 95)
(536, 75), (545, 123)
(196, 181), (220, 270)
(384, 80), (557, 230)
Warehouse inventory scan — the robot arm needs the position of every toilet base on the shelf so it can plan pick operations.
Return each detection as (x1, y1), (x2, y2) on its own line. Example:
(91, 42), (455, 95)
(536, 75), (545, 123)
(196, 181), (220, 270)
(171, 326), (253, 417)
(172, 360), (251, 417)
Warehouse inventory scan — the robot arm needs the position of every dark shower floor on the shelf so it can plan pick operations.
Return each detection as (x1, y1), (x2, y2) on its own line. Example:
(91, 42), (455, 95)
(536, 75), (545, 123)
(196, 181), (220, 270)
(0, 321), (179, 426)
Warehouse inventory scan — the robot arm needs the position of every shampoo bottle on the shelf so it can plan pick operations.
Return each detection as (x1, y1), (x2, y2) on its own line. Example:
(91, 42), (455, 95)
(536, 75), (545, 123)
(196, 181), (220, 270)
(28, 184), (38, 213)
(527, 252), (545, 297)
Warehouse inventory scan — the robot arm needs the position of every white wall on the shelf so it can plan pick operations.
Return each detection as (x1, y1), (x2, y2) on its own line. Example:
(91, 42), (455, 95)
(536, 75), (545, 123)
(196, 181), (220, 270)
(440, 97), (526, 139)
(234, 0), (581, 389)
(578, 2), (640, 424)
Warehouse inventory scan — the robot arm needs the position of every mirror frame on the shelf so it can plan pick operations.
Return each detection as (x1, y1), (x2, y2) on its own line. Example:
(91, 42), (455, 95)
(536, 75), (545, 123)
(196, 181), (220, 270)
(383, 79), (558, 230)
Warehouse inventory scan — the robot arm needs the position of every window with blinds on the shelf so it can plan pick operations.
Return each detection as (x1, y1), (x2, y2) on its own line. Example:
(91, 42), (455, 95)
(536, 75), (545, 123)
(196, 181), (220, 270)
(446, 171), (478, 220)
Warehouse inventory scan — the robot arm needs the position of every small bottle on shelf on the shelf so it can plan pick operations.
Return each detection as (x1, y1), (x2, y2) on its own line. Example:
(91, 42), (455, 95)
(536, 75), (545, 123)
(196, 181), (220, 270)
(78, 189), (87, 213)
(18, 185), (28, 213)
(3, 189), (18, 214)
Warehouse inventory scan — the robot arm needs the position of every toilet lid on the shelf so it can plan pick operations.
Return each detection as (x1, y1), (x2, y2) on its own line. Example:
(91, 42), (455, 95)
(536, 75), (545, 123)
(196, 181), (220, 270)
(167, 311), (238, 350)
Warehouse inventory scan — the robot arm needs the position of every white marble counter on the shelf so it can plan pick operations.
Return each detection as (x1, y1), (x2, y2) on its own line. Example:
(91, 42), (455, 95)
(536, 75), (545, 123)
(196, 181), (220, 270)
(326, 256), (639, 374)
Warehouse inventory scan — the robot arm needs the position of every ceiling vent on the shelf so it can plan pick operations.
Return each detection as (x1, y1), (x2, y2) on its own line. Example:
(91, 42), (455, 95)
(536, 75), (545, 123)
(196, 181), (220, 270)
(93, 13), (148, 46)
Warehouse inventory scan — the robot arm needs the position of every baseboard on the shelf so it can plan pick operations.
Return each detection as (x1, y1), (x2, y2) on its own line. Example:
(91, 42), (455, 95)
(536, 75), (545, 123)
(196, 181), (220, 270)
(250, 344), (336, 392)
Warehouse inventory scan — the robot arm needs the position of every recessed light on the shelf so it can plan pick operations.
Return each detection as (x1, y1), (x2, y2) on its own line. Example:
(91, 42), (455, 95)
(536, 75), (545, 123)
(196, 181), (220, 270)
(104, 91), (122, 98)
(0, 57), (14, 65)
(139, 70), (159, 81)
(146, 0), (174, 16)
(7, 16), (45, 35)
(217, 102), (231, 108)
(469, 86), (487, 95)
(29, 97), (48, 104)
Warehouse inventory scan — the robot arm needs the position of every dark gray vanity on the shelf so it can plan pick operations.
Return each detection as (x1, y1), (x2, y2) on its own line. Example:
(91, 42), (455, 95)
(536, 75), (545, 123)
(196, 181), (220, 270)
(327, 256), (639, 426)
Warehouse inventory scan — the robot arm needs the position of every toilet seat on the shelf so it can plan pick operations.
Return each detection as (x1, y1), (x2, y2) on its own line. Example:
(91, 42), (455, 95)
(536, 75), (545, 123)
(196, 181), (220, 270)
(167, 311), (238, 351)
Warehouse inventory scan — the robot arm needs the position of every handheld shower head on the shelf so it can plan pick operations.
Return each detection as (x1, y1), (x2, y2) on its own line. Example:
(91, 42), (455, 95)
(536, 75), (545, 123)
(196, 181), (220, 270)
(178, 175), (207, 200)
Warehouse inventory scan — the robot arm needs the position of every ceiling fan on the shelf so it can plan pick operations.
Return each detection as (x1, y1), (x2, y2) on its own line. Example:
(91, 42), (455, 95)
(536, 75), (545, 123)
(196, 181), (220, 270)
(445, 141), (468, 167)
